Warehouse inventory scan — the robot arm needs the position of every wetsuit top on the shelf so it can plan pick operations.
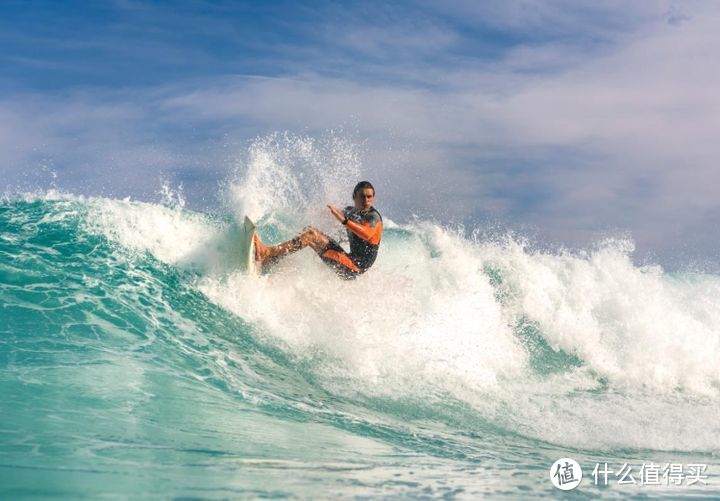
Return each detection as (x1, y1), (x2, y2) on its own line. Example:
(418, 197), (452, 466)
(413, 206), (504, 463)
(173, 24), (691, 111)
(343, 206), (383, 271)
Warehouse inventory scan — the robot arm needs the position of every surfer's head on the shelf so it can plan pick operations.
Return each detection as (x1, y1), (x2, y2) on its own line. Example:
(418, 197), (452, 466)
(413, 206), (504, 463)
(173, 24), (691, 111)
(353, 181), (375, 210)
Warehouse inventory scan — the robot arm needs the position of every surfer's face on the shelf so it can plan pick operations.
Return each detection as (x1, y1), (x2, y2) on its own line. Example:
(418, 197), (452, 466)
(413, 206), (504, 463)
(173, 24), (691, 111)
(354, 188), (375, 210)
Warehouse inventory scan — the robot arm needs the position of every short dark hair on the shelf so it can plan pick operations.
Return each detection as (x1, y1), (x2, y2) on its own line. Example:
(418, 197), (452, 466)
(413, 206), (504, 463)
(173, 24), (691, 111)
(353, 181), (375, 197)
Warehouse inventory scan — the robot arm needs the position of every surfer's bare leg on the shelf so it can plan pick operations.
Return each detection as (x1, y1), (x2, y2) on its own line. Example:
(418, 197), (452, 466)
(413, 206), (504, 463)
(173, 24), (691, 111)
(254, 227), (329, 264)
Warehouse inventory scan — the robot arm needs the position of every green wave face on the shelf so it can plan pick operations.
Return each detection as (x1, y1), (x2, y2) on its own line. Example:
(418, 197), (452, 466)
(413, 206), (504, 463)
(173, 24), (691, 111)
(2, 196), (720, 498)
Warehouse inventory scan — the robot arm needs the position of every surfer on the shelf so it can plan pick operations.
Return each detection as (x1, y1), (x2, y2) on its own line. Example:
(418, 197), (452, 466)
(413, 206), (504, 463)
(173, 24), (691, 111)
(254, 181), (383, 279)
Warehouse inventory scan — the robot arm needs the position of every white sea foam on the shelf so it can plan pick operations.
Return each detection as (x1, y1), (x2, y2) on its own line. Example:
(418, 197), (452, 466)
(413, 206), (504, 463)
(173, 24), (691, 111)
(85, 197), (223, 268)
(197, 224), (720, 451)
(56, 134), (720, 452)
(491, 239), (720, 395)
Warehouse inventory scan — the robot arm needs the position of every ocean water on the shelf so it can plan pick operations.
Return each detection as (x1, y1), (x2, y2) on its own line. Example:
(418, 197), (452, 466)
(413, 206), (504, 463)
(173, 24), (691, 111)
(2, 138), (720, 498)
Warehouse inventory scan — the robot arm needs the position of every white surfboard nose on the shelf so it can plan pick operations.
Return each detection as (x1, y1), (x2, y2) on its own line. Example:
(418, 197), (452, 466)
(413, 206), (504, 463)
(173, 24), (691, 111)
(238, 216), (257, 274)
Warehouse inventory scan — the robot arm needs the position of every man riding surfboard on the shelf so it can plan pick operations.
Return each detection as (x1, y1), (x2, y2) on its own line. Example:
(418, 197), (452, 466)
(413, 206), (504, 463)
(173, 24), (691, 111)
(254, 181), (382, 279)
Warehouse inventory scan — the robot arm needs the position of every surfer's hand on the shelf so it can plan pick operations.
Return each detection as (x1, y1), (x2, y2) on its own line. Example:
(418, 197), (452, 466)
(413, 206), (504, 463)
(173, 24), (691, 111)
(327, 205), (345, 223)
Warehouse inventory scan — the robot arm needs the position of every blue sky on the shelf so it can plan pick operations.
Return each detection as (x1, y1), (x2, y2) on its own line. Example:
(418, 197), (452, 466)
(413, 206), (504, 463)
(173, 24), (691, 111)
(2, 1), (720, 268)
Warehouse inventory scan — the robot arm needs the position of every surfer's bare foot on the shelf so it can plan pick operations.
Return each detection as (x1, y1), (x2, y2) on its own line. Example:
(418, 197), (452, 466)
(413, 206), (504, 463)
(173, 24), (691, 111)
(253, 234), (268, 262)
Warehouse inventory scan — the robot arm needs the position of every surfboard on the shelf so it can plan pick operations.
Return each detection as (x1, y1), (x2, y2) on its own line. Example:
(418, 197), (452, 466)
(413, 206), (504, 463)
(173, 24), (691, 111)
(237, 216), (257, 274)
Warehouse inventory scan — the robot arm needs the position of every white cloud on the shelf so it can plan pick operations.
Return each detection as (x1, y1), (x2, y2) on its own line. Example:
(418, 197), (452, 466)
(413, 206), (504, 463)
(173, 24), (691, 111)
(158, 3), (720, 259)
(2, 0), (720, 266)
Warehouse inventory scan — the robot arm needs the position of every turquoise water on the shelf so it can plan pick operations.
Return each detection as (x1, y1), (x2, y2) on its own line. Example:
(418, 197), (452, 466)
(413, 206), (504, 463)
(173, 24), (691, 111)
(2, 194), (720, 499)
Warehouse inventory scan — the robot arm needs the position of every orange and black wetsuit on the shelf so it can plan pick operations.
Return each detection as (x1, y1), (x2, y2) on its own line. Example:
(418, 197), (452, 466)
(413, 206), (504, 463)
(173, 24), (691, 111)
(319, 206), (383, 279)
